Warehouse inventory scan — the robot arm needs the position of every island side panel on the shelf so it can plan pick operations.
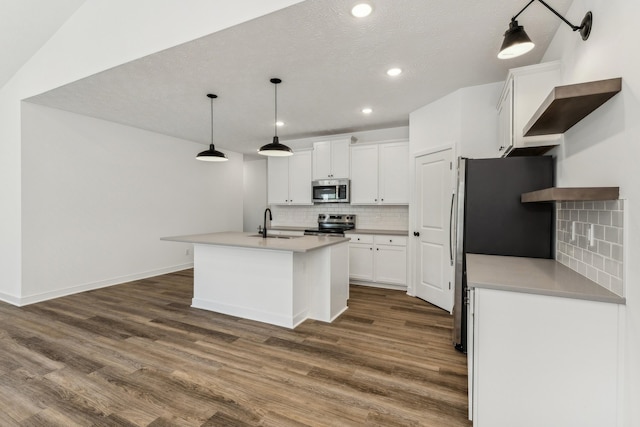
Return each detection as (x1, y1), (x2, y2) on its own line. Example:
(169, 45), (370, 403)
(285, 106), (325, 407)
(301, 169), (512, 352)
(330, 242), (349, 320)
(191, 244), (295, 328)
(291, 251), (309, 327)
(302, 242), (349, 323)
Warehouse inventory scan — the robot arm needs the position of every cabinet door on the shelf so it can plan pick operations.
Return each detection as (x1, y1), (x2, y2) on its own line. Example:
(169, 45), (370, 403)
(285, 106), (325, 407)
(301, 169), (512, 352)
(379, 142), (409, 204)
(312, 140), (332, 179)
(497, 79), (513, 156)
(267, 157), (289, 204)
(350, 145), (379, 204)
(374, 244), (407, 285)
(289, 151), (312, 205)
(330, 138), (351, 178)
(349, 243), (374, 281)
(473, 288), (619, 427)
(513, 65), (561, 147)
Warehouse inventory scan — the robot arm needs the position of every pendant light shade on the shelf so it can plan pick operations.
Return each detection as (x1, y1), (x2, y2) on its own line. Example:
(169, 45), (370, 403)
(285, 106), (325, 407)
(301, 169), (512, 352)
(258, 78), (293, 157)
(498, 20), (535, 59)
(498, 0), (592, 60)
(197, 94), (228, 162)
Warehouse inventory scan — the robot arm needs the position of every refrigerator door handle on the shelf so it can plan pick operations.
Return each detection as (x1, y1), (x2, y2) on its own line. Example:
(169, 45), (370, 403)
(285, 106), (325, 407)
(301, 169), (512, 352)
(449, 193), (455, 266)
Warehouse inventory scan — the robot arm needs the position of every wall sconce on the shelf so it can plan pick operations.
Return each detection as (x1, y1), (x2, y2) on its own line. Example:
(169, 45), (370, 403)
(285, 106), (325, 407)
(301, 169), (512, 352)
(498, 0), (592, 59)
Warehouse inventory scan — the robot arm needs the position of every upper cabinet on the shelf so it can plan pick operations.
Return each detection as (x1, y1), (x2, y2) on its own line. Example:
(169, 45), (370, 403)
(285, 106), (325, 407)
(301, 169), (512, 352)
(497, 61), (562, 157)
(351, 141), (409, 205)
(267, 150), (312, 205)
(312, 138), (351, 179)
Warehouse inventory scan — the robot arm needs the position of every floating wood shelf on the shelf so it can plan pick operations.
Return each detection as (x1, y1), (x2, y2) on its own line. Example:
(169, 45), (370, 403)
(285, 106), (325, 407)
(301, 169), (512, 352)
(523, 78), (622, 137)
(521, 187), (620, 203)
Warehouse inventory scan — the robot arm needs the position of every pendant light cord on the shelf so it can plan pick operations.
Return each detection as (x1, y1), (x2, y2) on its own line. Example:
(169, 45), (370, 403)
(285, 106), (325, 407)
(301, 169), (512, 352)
(210, 96), (214, 145)
(274, 83), (278, 138)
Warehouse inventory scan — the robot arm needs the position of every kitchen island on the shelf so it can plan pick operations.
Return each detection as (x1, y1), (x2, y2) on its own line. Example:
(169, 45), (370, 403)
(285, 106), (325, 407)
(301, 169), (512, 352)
(161, 232), (350, 328)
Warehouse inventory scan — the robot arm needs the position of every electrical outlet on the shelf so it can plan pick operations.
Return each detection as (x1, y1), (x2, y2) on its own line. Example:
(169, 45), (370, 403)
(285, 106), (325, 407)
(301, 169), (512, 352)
(587, 224), (596, 248)
(185, 248), (191, 256)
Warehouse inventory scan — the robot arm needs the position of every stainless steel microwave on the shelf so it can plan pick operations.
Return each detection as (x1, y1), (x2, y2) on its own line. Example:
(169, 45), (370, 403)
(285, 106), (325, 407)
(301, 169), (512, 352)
(312, 179), (350, 203)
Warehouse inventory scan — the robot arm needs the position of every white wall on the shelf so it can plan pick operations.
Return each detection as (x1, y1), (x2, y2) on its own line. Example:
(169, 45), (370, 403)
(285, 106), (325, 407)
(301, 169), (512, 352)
(409, 82), (502, 158)
(459, 82), (503, 159)
(541, 1), (640, 425)
(281, 126), (410, 152)
(243, 159), (267, 232)
(18, 103), (242, 304)
(409, 90), (461, 154)
(0, 0), (303, 300)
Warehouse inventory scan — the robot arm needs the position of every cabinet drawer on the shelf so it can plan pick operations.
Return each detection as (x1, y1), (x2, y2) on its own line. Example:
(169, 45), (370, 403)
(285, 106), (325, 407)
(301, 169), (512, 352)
(348, 234), (374, 244)
(374, 235), (407, 246)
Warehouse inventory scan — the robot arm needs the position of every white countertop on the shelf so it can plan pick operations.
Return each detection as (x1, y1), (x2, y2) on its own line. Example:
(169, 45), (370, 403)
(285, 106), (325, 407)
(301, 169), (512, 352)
(270, 225), (308, 232)
(161, 231), (349, 253)
(466, 254), (625, 304)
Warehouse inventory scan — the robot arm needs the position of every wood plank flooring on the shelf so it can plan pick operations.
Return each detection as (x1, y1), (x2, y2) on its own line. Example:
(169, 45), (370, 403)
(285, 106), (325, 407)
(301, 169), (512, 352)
(0, 270), (471, 426)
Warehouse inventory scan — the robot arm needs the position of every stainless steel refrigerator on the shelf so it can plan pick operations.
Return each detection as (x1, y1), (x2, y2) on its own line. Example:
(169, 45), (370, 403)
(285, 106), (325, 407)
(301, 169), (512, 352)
(452, 156), (554, 353)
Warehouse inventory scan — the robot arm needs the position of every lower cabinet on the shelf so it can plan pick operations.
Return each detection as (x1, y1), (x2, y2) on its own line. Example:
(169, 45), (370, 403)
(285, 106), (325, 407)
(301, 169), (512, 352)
(468, 287), (621, 427)
(348, 234), (407, 287)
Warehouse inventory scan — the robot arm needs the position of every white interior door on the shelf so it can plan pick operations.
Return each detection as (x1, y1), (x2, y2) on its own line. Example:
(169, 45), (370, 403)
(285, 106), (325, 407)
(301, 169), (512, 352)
(413, 148), (454, 312)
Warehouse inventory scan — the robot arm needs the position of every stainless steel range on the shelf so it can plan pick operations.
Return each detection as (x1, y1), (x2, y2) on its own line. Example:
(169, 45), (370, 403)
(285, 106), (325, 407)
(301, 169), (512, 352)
(304, 214), (355, 237)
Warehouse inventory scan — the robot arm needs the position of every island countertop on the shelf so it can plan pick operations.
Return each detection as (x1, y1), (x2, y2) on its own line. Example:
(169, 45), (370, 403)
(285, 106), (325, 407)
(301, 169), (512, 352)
(466, 253), (625, 304)
(161, 231), (349, 253)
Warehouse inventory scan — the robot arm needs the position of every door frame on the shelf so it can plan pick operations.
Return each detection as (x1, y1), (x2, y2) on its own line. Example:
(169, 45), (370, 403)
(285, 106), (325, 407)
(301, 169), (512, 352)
(407, 143), (457, 309)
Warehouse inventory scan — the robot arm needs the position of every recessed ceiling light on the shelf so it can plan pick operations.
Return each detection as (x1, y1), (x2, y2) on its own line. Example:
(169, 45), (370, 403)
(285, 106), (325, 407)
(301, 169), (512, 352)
(276, 121), (284, 127)
(351, 3), (373, 18)
(362, 107), (373, 114)
(387, 68), (402, 77)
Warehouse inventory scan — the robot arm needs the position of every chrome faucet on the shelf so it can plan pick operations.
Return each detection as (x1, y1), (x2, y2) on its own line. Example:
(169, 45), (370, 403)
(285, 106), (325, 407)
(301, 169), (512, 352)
(262, 208), (272, 238)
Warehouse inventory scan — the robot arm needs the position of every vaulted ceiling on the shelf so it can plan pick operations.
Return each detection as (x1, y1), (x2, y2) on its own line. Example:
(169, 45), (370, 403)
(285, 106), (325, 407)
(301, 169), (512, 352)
(18, 0), (573, 156)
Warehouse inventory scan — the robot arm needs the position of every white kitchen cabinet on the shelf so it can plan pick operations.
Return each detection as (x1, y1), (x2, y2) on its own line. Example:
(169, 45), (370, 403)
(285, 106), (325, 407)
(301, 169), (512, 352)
(497, 61), (562, 157)
(378, 143), (410, 204)
(350, 145), (379, 203)
(267, 156), (289, 204)
(348, 234), (374, 282)
(267, 150), (312, 205)
(348, 233), (407, 287)
(350, 141), (409, 205)
(373, 235), (407, 285)
(312, 138), (351, 179)
(469, 287), (620, 427)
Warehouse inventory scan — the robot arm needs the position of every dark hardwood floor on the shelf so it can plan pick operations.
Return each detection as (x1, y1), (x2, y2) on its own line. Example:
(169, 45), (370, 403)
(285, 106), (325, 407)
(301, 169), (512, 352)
(0, 270), (471, 426)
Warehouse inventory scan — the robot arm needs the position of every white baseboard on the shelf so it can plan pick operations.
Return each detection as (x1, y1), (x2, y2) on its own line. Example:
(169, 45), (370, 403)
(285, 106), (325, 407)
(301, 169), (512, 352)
(349, 280), (408, 291)
(0, 291), (21, 306)
(4, 263), (193, 307)
(192, 297), (295, 329)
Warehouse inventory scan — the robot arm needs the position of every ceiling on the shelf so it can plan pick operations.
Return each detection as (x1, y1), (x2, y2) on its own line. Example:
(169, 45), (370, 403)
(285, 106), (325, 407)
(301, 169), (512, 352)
(0, 0), (86, 88)
(25, 0), (574, 157)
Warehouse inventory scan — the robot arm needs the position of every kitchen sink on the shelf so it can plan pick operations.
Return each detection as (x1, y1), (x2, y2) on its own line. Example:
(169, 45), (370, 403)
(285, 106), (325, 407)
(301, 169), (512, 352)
(248, 234), (302, 239)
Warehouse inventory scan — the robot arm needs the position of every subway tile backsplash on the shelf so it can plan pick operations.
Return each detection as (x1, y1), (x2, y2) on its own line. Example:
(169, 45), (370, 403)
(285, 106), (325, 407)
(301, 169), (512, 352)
(556, 200), (624, 296)
(270, 204), (409, 231)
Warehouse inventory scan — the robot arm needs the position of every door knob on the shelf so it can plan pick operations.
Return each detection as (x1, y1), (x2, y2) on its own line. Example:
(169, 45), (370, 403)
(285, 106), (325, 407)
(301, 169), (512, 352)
(413, 231), (420, 237)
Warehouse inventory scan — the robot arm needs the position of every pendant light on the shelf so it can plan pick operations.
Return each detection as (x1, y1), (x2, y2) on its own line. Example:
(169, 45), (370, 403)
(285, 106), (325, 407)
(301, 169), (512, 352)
(196, 94), (228, 162)
(258, 78), (293, 157)
(498, 0), (592, 59)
